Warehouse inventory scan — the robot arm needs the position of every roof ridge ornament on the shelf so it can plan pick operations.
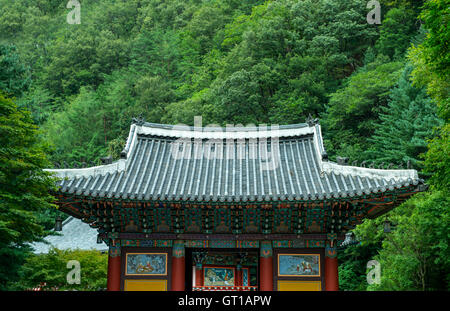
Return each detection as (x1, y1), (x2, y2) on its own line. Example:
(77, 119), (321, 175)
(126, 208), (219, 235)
(131, 115), (145, 126)
(336, 156), (349, 166)
(348, 160), (411, 170)
(101, 156), (113, 165)
(407, 160), (412, 169)
(306, 114), (319, 127)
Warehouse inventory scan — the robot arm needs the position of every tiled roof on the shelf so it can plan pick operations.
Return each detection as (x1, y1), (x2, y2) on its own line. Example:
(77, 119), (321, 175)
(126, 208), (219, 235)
(31, 217), (107, 254)
(47, 122), (421, 202)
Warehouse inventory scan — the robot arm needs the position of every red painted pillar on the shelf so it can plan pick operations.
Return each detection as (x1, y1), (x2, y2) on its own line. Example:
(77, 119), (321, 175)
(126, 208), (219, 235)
(171, 240), (185, 291)
(259, 241), (273, 291)
(107, 246), (121, 291)
(236, 266), (242, 289)
(325, 243), (339, 291)
(195, 266), (203, 287)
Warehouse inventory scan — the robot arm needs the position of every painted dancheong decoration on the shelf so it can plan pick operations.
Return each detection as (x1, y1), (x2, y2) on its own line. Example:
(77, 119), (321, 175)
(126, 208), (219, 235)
(278, 254), (320, 277)
(46, 118), (427, 291)
(204, 267), (235, 286)
(242, 268), (249, 286)
(126, 253), (167, 276)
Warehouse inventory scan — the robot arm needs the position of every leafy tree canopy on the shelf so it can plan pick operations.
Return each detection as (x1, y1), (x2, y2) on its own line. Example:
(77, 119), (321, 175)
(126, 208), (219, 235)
(15, 248), (107, 291)
(0, 92), (56, 289)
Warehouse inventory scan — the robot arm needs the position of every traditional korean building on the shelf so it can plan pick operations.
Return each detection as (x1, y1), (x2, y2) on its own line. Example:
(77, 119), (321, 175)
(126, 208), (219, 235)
(47, 119), (425, 291)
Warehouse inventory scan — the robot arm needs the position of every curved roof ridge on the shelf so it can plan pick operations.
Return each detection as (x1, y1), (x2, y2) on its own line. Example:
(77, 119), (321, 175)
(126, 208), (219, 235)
(320, 161), (419, 182)
(45, 159), (126, 179)
(62, 216), (74, 226)
(139, 121), (310, 131)
(120, 121), (319, 159)
(130, 122), (315, 141)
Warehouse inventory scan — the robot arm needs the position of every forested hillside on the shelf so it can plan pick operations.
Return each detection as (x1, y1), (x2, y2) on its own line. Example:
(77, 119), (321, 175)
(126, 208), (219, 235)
(0, 0), (448, 290)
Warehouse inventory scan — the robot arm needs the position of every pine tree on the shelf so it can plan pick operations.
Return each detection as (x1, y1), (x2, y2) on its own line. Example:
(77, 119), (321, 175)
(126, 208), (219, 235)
(365, 65), (443, 170)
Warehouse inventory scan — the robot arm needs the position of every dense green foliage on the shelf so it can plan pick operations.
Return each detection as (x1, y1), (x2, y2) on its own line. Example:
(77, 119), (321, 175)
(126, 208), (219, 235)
(365, 65), (442, 170)
(0, 44), (30, 97)
(0, 0), (448, 290)
(323, 57), (405, 160)
(338, 0), (449, 291)
(409, 0), (449, 191)
(368, 191), (449, 291)
(2, 0), (384, 164)
(0, 92), (56, 290)
(14, 249), (107, 291)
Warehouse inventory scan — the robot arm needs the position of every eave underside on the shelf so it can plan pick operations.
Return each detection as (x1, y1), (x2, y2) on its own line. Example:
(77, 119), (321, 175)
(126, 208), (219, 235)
(54, 184), (421, 245)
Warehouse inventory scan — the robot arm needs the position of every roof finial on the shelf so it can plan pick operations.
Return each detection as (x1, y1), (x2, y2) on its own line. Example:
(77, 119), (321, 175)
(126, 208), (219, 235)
(407, 160), (412, 169)
(306, 114), (319, 127)
(100, 156), (112, 165)
(132, 115), (145, 126)
(336, 156), (349, 165)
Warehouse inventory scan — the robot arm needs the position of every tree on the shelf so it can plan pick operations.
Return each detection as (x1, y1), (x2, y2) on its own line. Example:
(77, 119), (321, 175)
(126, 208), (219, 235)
(423, 124), (450, 190)
(337, 210), (389, 291)
(322, 57), (404, 161)
(408, 0), (449, 191)
(0, 44), (30, 97)
(365, 65), (443, 169)
(213, 66), (279, 124)
(43, 87), (107, 165)
(368, 191), (449, 291)
(416, 0), (450, 82)
(16, 86), (57, 126)
(134, 75), (176, 123)
(15, 248), (108, 291)
(0, 92), (56, 289)
(375, 7), (419, 59)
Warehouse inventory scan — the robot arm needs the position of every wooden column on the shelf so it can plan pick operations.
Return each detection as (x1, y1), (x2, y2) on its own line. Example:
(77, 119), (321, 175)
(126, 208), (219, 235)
(107, 245), (121, 291)
(236, 265), (242, 289)
(325, 238), (339, 291)
(259, 241), (273, 291)
(171, 240), (185, 291)
(195, 265), (203, 287)
(193, 251), (205, 289)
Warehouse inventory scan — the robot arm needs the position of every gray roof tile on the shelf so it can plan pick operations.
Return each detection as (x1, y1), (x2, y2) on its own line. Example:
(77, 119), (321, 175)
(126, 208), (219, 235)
(31, 217), (107, 254)
(47, 123), (421, 202)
